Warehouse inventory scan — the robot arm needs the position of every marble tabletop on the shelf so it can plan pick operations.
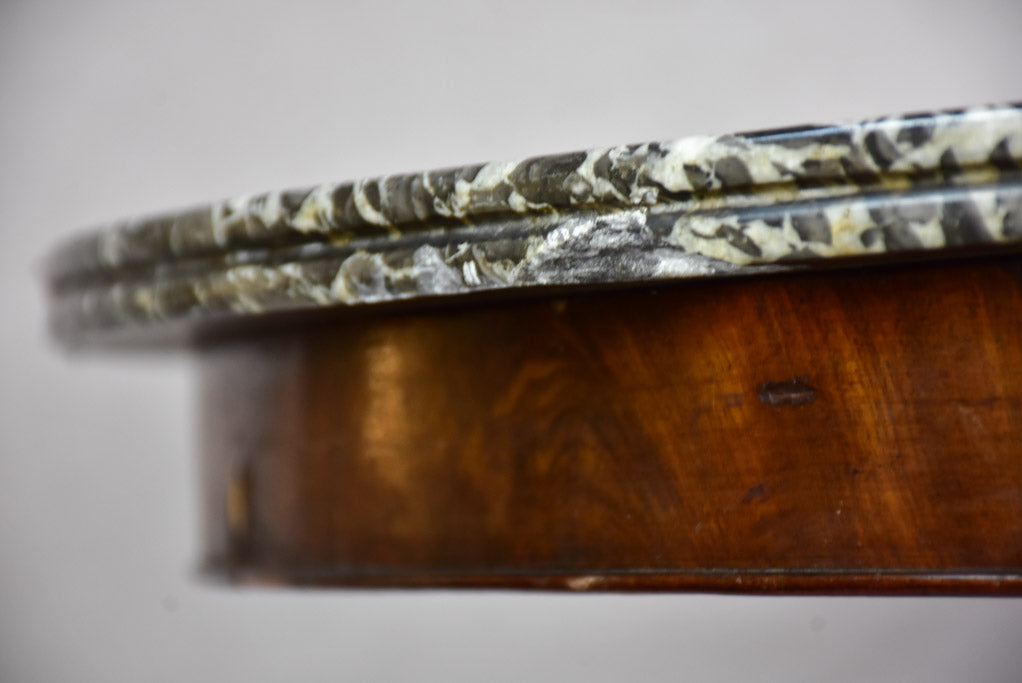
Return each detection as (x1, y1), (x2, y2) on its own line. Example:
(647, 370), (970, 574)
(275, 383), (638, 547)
(47, 104), (1022, 344)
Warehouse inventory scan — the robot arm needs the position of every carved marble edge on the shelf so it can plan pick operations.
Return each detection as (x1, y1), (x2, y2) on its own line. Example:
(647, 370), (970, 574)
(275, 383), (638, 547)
(47, 104), (1022, 342)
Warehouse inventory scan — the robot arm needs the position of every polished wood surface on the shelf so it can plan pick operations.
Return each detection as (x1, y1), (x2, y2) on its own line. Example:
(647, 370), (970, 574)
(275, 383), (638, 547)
(199, 255), (1022, 593)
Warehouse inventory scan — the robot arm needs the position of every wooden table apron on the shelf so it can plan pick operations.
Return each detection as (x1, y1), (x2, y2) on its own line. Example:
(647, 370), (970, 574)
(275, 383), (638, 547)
(197, 255), (1022, 593)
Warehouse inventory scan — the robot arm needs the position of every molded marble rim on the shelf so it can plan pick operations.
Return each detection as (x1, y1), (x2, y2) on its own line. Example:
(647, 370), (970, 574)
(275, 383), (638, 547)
(47, 104), (1022, 344)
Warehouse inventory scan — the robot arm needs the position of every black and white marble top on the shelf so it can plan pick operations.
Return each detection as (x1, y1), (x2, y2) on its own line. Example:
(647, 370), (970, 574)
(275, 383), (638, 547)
(48, 104), (1022, 343)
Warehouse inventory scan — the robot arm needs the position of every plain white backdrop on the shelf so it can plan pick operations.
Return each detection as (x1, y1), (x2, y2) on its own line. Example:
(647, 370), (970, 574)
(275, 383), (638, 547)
(3, 1), (1022, 680)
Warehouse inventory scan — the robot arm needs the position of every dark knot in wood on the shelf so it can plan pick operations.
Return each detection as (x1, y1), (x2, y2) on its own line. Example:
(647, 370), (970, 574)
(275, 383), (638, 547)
(757, 376), (817, 407)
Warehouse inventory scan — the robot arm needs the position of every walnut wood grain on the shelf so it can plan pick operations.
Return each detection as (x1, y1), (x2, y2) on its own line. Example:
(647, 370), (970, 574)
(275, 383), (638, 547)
(199, 255), (1022, 593)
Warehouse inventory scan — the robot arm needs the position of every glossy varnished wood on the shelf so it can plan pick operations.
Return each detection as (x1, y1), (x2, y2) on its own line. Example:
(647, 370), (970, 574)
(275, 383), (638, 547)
(200, 256), (1022, 593)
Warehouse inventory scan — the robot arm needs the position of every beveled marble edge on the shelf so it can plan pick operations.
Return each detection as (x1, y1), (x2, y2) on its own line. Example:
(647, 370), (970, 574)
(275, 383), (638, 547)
(47, 104), (1022, 343)
(51, 104), (1022, 279)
